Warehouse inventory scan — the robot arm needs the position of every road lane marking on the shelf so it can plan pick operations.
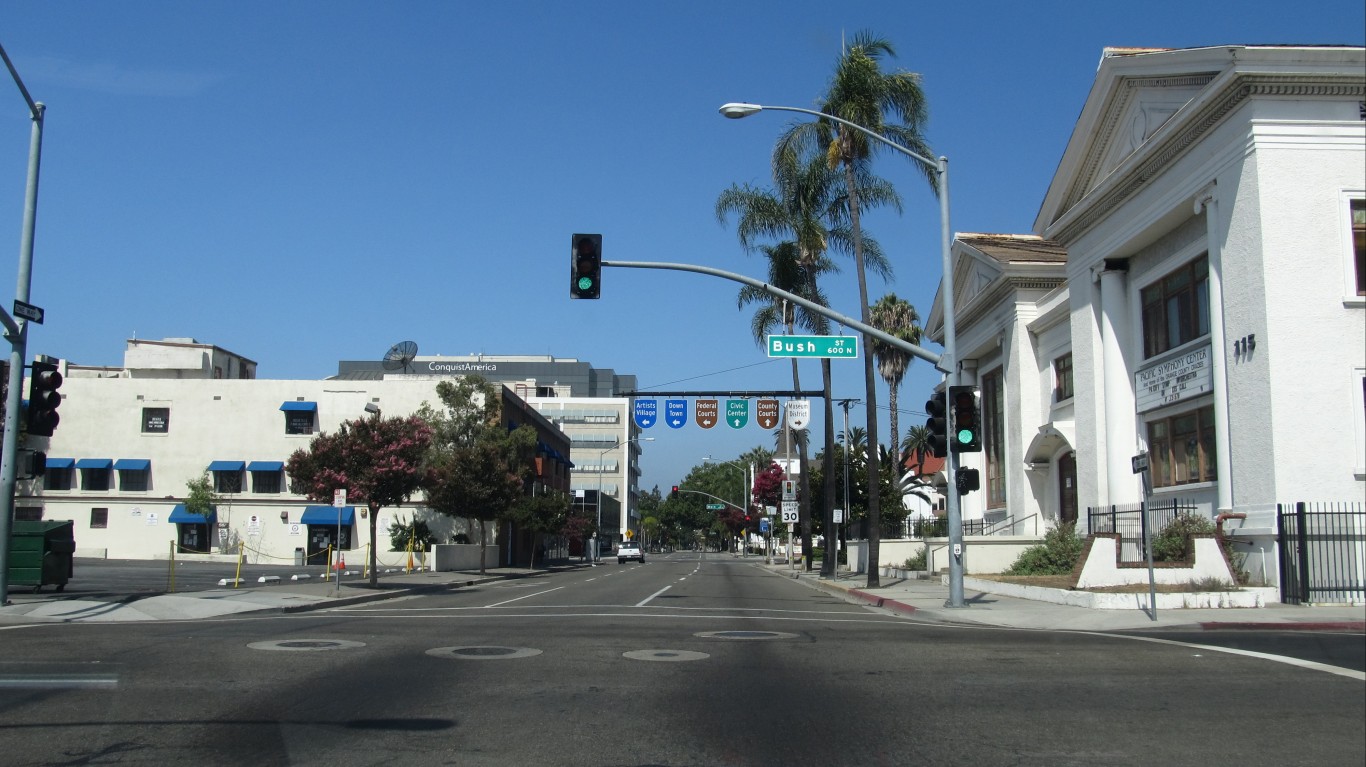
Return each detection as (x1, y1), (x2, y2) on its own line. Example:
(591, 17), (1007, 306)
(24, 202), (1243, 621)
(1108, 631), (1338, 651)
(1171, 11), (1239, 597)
(636, 585), (672, 607)
(1082, 632), (1366, 681)
(484, 586), (565, 608)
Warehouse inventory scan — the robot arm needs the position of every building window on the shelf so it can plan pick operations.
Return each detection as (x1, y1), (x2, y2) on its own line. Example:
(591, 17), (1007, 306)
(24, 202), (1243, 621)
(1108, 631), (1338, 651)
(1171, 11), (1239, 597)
(1352, 199), (1365, 296)
(142, 407), (170, 433)
(119, 468), (149, 492)
(1147, 404), (1218, 487)
(44, 467), (73, 491)
(1141, 255), (1210, 359)
(285, 411), (315, 435)
(252, 470), (282, 494)
(982, 367), (1006, 508)
(213, 470), (242, 494)
(15, 507), (42, 521)
(81, 467), (112, 492)
(91, 508), (108, 528)
(1053, 353), (1074, 402)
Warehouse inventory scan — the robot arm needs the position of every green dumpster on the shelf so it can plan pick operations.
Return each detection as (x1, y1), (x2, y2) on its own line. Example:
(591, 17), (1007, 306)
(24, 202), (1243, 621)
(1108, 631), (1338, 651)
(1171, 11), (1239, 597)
(8, 520), (75, 593)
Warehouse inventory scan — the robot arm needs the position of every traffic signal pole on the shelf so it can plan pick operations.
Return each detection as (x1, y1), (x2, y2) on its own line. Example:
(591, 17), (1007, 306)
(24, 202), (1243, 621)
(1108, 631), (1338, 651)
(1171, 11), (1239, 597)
(0, 42), (44, 604)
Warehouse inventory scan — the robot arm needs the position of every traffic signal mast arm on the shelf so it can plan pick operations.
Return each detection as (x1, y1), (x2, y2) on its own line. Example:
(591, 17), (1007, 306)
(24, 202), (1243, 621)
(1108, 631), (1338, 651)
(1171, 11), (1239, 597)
(675, 488), (746, 512)
(603, 260), (948, 374)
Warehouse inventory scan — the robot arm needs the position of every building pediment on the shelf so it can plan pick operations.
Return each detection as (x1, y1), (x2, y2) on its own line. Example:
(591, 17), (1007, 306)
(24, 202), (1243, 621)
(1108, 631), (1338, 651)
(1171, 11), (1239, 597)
(1035, 45), (1366, 243)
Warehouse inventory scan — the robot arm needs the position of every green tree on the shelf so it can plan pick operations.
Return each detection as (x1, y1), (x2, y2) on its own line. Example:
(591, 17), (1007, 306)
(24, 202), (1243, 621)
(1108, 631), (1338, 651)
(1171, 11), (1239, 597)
(778, 30), (935, 587)
(869, 293), (922, 458)
(286, 414), (433, 586)
(417, 377), (537, 575)
(504, 490), (572, 568)
(181, 471), (218, 553)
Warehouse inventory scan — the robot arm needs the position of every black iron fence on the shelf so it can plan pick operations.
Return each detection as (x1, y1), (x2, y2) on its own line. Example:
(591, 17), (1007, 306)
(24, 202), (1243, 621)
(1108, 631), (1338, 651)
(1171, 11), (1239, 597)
(1277, 502), (1365, 605)
(1086, 499), (1195, 564)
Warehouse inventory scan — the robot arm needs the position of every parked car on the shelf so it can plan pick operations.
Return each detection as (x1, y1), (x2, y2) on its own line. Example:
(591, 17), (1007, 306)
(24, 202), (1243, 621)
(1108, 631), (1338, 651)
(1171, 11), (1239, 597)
(617, 540), (645, 564)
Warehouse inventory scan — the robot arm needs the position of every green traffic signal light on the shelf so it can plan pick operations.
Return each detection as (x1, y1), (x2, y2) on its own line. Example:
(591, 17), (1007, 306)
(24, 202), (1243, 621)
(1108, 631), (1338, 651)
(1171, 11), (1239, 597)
(571, 233), (602, 299)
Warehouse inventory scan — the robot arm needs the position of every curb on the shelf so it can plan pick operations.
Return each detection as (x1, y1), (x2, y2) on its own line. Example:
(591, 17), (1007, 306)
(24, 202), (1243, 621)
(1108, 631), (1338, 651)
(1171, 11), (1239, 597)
(848, 588), (918, 616)
(1198, 621), (1366, 633)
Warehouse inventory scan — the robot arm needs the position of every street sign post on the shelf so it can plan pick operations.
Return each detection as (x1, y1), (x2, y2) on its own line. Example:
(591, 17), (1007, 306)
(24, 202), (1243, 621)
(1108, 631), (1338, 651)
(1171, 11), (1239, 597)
(767, 334), (858, 358)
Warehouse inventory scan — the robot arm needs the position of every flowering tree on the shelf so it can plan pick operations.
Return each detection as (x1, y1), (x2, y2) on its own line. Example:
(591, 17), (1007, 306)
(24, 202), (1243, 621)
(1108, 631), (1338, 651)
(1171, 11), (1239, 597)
(285, 414), (432, 586)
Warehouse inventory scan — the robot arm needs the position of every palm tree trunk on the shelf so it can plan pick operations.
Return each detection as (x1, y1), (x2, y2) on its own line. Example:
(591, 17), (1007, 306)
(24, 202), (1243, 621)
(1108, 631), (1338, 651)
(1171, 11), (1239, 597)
(842, 132), (882, 589)
(888, 387), (900, 471)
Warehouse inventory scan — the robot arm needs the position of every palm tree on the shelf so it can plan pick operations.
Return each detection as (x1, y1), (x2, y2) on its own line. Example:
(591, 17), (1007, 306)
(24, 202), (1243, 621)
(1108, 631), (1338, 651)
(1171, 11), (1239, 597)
(777, 30), (935, 588)
(719, 150), (894, 572)
(869, 293), (922, 458)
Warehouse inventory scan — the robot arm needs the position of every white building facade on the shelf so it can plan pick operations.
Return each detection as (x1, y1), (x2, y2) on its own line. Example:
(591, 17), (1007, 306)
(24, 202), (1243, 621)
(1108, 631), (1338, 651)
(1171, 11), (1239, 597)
(929, 46), (1365, 542)
(20, 343), (644, 563)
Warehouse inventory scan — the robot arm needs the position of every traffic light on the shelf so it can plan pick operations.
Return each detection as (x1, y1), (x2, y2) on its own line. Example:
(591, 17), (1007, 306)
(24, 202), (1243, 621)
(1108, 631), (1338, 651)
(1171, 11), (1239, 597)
(956, 468), (980, 495)
(925, 392), (948, 458)
(571, 233), (602, 299)
(26, 360), (62, 437)
(671, 485), (679, 499)
(949, 385), (982, 453)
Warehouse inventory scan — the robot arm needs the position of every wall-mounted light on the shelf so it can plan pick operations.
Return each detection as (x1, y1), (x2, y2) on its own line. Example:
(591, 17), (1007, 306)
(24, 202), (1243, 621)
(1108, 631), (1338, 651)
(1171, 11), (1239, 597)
(280, 511), (289, 523)
(360, 507), (367, 518)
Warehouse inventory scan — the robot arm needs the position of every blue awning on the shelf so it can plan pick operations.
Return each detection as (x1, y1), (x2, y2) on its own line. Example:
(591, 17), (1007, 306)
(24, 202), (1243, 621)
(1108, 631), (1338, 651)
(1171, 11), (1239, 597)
(75, 458), (112, 470)
(302, 506), (356, 526)
(279, 401), (318, 412)
(247, 461), (284, 472)
(45, 457), (74, 469)
(114, 459), (150, 471)
(207, 460), (244, 472)
(169, 504), (217, 525)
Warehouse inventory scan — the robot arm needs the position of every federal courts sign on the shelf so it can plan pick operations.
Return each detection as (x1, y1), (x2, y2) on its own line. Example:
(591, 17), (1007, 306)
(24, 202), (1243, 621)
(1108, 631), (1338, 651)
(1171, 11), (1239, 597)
(1135, 345), (1212, 413)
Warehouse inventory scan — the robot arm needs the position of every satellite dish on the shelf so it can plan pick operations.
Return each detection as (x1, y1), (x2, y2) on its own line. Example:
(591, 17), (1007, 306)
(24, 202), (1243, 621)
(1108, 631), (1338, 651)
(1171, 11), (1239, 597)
(382, 341), (418, 373)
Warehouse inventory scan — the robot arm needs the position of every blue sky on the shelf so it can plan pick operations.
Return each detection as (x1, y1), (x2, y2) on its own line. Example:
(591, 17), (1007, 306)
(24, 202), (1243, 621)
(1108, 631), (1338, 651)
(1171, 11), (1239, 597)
(3, 1), (1363, 494)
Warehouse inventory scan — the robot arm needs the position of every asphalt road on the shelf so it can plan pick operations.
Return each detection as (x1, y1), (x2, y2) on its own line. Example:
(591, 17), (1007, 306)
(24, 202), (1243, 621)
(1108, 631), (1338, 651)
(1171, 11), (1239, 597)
(1, 552), (1362, 766)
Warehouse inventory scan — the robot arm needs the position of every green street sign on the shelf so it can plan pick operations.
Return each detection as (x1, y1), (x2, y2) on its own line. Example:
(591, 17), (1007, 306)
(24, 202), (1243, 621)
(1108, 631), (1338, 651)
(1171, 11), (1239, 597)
(705, 503), (726, 510)
(767, 334), (859, 359)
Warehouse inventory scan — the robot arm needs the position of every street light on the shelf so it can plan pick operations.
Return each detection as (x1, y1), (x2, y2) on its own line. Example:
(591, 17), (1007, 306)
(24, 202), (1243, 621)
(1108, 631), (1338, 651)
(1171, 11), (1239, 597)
(0, 42), (46, 604)
(720, 101), (967, 608)
(594, 436), (654, 565)
(702, 456), (749, 510)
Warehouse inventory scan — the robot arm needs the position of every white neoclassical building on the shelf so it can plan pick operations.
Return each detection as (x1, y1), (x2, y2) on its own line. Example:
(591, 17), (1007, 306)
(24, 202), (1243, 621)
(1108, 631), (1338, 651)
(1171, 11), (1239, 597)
(928, 45), (1365, 550)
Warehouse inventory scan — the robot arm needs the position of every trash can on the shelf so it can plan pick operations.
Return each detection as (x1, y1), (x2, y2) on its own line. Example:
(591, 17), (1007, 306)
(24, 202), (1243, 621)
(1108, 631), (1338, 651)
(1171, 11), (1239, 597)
(294, 547), (305, 567)
(8, 520), (75, 593)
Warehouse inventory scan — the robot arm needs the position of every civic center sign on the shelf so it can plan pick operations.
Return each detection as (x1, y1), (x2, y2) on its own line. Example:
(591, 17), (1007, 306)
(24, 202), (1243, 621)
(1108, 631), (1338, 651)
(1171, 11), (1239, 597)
(1135, 345), (1212, 412)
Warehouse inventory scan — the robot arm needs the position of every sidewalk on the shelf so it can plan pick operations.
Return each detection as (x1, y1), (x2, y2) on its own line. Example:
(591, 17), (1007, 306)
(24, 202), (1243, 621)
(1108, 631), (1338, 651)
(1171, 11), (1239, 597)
(0, 565), (574, 624)
(766, 563), (1366, 633)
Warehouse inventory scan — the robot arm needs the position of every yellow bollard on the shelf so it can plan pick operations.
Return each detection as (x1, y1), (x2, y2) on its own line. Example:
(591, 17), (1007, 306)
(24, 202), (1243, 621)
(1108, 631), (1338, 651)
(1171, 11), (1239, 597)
(168, 540), (176, 593)
(325, 544), (333, 581)
(233, 541), (245, 588)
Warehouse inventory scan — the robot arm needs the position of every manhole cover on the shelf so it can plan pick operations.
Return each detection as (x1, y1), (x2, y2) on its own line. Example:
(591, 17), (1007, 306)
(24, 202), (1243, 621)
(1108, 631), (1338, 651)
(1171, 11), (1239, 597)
(623, 649), (710, 662)
(248, 639), (366, 652)
(695, 630), (799, 641)
(425, 646), (542, 660)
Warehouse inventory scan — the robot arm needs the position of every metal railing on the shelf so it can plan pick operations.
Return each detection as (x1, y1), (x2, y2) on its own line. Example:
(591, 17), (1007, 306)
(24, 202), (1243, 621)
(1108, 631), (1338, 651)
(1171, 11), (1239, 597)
(1277, 501), (1365, 605)
(1086, 499), (1195, 564)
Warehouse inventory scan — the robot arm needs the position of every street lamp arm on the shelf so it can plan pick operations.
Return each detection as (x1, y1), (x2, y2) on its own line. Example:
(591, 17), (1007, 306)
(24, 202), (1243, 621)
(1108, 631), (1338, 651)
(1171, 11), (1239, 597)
(676, 488), (744, 512)
(719, 102), (939, 173)
(604, 259), (945, 372)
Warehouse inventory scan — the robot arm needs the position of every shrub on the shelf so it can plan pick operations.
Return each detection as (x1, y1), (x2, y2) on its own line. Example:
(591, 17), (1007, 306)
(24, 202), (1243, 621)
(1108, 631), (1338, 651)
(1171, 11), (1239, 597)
(903, 546), (927, 571)
(1004, 522), (1084, 576)
(1151, 514), (1217, 562)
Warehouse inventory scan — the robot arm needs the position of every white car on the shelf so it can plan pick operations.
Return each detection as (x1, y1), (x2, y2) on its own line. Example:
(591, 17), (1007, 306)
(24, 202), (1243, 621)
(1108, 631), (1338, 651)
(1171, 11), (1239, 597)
(617, 541), (645, 564)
